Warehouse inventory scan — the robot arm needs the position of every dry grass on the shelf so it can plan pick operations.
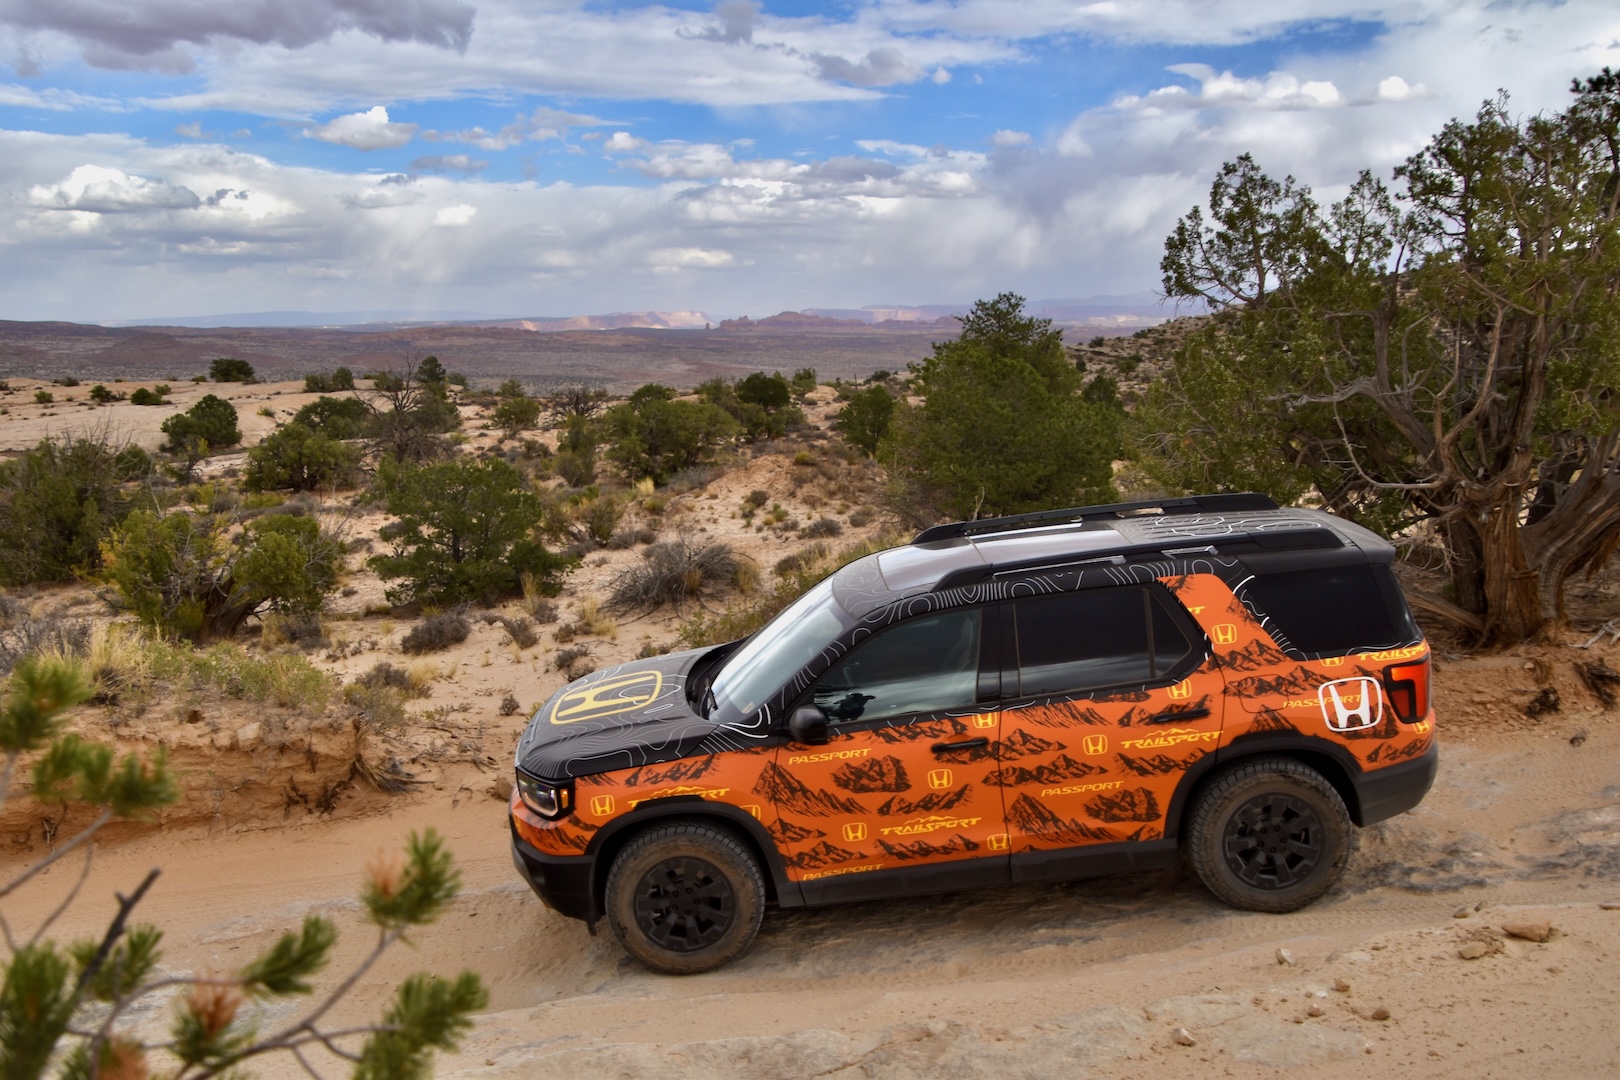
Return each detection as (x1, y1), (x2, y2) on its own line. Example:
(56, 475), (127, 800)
(606, 535), (740, 613)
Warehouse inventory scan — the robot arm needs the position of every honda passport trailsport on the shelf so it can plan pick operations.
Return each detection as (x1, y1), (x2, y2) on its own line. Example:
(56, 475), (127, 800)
(509, 493), (1438, 973)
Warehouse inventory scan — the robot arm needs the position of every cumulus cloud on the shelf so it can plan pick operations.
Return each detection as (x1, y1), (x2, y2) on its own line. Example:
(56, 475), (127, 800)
(991, 129), (1031, 148)
(812, 47), (923, 87)
(647, 247), (733, 271)
(28, 164), (200, 212)
(312, 106), (416, 150)
(0, 0), (475, 71)
(1142, 63), (1345, 109)
(1377, 75), (1427, 101)
(688, 0), (760, 44)
(604, 131), (649, 153)
(409, 154), (486, 174)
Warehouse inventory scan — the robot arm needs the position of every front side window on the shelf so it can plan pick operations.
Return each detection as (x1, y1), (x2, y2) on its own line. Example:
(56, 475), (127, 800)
(811, 608), (983, 724)
(709, 576), (852, 724)
(1013, 586), (1194, 697)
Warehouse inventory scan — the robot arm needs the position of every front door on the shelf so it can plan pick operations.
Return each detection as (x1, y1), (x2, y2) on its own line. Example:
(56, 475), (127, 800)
(762, 606), (1010, 893)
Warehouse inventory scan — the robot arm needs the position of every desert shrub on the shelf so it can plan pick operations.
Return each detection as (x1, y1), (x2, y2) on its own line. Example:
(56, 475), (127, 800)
(607, 536), (739, 613)
(292, 395), (370, 440)
(303, 367), (356, 393)
(520, 576), (559, 623)
(849, 506), (876, 528)
(832, 384), (894, 457)
(209, 357), (255, 382)
(744, 489), (769, 509)
(364, 359), (463, 462)
(101, 509), (344, 643)
(260, 611), (329, 650)
(160, 394), (242, 458)
(33, 390), (52, 404)
(491, 393), (542, 439)
(499, 693), (522, 716)
(370, 457), (574, 606)
(52, 375), (80, 387)
(602, 390), (739, 484)
(129, 387), (166, 405)
(480, 613), (538, 649)
(0, 435), (152, 585)
(88, 384), (124, 403)
(801, 517), (844, 539)
(245, 422), (362, 492)
(0, 605), (93, 675)
(400, 612), (471, 654)
(554, 644), (594, 679)
(582, 494), (624, 544)
(790, 367), (818, 396)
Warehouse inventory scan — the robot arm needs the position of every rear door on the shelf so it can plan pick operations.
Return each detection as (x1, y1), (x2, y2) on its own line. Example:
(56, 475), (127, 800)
(993, 583), (1221, 864)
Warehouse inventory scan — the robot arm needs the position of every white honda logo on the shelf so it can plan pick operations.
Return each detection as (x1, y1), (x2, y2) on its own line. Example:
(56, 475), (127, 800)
(1319, 677), (1382, 732)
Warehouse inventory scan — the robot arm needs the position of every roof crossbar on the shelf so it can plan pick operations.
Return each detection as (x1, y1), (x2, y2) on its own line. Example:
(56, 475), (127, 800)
(910, 492), (1280, 545)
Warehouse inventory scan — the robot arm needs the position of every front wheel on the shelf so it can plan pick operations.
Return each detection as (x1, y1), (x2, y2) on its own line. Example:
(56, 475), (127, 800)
(605, 821), (765, 974)
(1187, 757), (1351, 913)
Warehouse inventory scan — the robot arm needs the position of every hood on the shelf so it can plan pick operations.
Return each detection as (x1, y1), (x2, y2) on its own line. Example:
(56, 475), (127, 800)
(515, 648), (720, 780)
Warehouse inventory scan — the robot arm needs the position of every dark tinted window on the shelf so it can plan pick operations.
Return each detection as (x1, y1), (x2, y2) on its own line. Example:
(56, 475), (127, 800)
(812, 608), (982, 724)
(1245, 564), (1416, 655)
(1013, 587), (1193, 697)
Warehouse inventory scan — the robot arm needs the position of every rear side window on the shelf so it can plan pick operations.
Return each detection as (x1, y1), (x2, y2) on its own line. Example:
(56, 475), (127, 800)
(1013, 586), (1195, 697)
(1245, 564), (1418, 656)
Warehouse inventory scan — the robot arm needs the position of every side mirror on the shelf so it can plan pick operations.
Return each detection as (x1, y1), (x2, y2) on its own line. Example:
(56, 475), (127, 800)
(788, 705), (829, 746)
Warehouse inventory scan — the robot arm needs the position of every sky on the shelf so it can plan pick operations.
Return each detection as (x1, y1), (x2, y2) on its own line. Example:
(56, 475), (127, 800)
(0, 1), (1616, 324)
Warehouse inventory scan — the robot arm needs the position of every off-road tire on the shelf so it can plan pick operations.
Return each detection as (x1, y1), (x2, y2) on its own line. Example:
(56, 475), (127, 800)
(1187, 757), (1351, 914)
(605, 821), (765, 975)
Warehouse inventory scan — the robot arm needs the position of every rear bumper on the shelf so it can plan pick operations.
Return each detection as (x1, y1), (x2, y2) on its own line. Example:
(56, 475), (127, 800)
(1352, 740), (1439, 826)
(509, 821), (597, 923)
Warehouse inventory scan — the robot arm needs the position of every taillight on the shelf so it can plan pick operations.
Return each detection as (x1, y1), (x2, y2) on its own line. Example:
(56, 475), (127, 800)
(1382, 657), (1431, 723)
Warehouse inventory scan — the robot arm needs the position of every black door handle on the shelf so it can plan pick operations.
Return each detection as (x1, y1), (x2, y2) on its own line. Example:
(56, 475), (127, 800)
(1148, 707), (1212, 724)
(932, 738), (989, 754)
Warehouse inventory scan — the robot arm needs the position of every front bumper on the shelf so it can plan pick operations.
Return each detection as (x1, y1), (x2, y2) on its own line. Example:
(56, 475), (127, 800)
(509, 821), (597, 923)
(1351, 739), (1439, 826)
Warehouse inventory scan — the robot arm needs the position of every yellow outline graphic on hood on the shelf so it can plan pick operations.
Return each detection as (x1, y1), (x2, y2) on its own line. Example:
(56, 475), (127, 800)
(549, 670), (664, 725)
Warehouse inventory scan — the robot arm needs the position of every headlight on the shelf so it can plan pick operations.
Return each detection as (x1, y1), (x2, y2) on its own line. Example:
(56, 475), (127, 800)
(516, 772), (573, 819)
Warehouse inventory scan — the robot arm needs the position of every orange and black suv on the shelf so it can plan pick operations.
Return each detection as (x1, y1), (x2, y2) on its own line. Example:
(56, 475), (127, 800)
(510, 494), (1438, 973)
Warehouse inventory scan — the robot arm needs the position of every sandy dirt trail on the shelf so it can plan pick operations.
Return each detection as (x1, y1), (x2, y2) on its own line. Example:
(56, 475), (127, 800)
(10, 681), (1620, 1080)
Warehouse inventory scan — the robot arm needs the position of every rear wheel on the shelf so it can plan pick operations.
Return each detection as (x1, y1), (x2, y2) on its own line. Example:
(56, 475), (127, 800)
(605, 821), (765, 974)
(1187, 757), (1351, 913)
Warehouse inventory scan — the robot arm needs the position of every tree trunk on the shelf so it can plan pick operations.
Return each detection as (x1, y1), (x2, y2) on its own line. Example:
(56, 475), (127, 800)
(1462, 502), (1549, 645)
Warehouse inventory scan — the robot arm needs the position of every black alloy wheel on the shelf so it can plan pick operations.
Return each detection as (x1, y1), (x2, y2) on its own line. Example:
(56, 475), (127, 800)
(1187, 757), (1351, 913)
(605, 821), (765, 974)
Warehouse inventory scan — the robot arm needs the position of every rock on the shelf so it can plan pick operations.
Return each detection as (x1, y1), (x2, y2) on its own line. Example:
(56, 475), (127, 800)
(1333, 979), (1351, 993)
(234, 722), (261, 748)
(1369, 1007), (1391, 1022)
(1172, 1028), (1197, 1047)
(491, 775), (514, 801)
(1502, 920), (1552, 943)
(1276, 948), (1297, 966)
(1307, 1005), (1325, 1018)
(1453, 905), (1471, 919)
(1458, 942), (1489, 960)
(1599, 902), (1620, 911)
(1569, 728), (1588, 747)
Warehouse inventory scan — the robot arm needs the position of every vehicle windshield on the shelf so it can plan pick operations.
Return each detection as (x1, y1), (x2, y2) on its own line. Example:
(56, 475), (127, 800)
(708, 575), (852, 725)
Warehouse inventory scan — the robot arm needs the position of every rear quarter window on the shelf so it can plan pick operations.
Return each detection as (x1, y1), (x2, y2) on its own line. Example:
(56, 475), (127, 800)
(1244, 564), (1419, 656)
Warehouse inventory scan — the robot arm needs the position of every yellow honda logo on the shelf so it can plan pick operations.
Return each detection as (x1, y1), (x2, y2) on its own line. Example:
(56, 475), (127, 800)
(1322, 656), (1344, 667)
(1166, 679), (1192, 699)
(987, 833), (1009, 851)
(589, 794), (615, 817)
(928, 769), (952, 789)
(549, 670), (663, 725)
(1083, 734), (1108, 756)
(974, 713), (996, 728)
(742, 804), (761, 819)
(842, 822), (868, 842)
(1211, 623), (1237, 645)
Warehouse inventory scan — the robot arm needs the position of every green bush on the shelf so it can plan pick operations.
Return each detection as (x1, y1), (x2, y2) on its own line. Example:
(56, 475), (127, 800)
(160, 394), (241, 458)
(370, 457), (574, 606)
(245, 422), (362, 492)
(101, 509), (343, 642)
(603, 388), (739, 484)
(0, 436), (151, 585)
(292, 394), (370, 440)
(88, 384), (124, 403)
(491, 393), (542, 438)
(209, 357), (255, 382)
(33, 390), (52, 405)
(833, 384), (894, 456)
(303, 367), (355, 393)
(129, 387), (166, 406)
